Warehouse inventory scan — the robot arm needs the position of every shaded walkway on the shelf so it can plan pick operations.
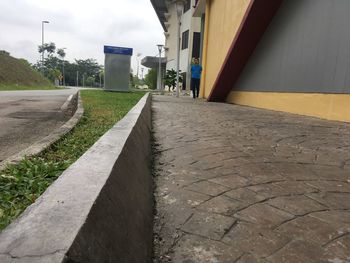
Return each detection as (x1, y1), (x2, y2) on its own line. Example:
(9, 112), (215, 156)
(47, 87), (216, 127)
(152, 95), (350, 263)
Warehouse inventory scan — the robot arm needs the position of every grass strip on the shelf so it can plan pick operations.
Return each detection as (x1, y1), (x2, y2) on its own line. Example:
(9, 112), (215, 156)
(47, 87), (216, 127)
(0, 90), (145, 230)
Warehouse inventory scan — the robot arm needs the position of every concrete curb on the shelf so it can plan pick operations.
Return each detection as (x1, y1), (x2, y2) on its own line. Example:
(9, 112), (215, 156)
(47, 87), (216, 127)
(0, 93), (153, 263)
(60, 94), (74, 111)
(0, 91), (84, 171)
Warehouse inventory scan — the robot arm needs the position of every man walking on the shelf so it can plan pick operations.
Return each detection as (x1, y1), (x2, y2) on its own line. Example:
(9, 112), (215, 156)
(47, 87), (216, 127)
(191, 58), (202, 99)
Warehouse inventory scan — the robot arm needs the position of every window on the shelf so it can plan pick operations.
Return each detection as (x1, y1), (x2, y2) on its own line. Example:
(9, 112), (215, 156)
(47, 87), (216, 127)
(192, 32), (201, 59)
(182, 30), (189, 50)
(183, 0), (191, 13)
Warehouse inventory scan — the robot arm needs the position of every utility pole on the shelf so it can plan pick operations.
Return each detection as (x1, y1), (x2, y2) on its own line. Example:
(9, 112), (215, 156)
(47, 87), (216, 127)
(174, 1), (185, 97)
(41, 20), (49, 75)
(61, 47), (67, 87)
(136, 53), (142, 79)
(157, 45), (164, 90)
(99, 72), (102, 88)
(76, 71), (79, 87)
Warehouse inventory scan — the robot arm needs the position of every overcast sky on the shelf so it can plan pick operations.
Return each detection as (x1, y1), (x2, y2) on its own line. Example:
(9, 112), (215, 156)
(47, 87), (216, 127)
(0, 0), (164, 74)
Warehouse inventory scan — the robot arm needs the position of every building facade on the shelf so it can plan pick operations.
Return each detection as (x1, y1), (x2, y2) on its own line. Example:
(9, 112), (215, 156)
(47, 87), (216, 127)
(195, 0), (350, 122)
(151, 0), (201, 90)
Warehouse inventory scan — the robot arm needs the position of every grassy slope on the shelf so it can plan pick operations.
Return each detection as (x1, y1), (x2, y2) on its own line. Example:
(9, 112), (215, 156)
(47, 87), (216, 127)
(0, 52), (54, 90)
(0, 90), (145, 230)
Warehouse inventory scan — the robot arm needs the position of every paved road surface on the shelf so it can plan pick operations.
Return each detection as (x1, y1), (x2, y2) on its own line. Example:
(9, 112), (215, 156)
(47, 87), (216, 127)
(0, 89), (78, 163)
(153, 95), (350, 263)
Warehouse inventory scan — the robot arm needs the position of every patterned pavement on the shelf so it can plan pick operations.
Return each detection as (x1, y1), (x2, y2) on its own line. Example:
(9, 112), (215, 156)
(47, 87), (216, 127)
(152, 95), (350, 263)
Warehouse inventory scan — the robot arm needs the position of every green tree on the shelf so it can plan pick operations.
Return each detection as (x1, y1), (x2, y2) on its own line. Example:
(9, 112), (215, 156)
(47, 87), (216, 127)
(47, 68), (61, 83)
(57, 48), (66, 59)
(164, 69), (183, 91)
(98, 70), (104, 87)
(57, 49), (66, 86)
(34, 42), (103, 86)
(85, 76), (95, 87)
(144, 69), (157, 90)
(38, 42), (56, 57)
(75, 59), (101, 77)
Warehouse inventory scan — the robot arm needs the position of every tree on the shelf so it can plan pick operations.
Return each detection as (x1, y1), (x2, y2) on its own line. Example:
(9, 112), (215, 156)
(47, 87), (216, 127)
(33, 42), (104, 86)
(144, 68), (157, 90)
(57, 49), (66, 85)
(164, 69), (183, 91)
(38, 42), (56, 57)
(47, 68), (61, 83)
(85, 76), (95, 87)
(57, 48), (66, 59)
(75, 59), (101, 77)
(98, 70), (104, 87)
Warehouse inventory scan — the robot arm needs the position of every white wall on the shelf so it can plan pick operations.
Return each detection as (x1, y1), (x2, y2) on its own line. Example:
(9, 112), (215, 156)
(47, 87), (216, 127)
(164, 3), (177, 65)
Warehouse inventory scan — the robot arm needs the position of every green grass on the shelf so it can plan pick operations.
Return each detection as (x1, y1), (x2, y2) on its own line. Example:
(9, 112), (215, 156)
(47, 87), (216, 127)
(0, 90), (145, 230)
(0, 84), (59, 91)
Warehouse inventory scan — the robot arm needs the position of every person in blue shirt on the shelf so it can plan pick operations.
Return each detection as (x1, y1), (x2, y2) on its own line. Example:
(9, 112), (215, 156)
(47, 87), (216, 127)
(191, 58), (202, 99)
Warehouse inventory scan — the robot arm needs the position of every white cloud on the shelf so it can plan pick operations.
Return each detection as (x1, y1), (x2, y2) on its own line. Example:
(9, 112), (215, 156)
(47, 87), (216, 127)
(0, 0), (164, 73)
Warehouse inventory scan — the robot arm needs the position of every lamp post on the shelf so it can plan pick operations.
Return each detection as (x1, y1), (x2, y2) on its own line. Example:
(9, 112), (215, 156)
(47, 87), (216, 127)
(157, 44), (164, 91)
(76, 71), (79, 87)
(141, 68), (144, 80)
(136, 53), (142, 79)
(99, 71), (102, 88)
(174, 0), (185, 97)
(41, 20), (49, 74)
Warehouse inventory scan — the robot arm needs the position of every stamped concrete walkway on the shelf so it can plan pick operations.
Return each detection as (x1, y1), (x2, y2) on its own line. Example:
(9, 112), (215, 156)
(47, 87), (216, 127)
(152, 95), (350, 263)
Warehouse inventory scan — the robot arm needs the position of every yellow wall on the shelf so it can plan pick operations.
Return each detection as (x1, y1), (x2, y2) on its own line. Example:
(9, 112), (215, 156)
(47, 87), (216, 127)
(200, 0), (251, 98)
(227, 91), (350, 123)
(199, 1), (350, 123)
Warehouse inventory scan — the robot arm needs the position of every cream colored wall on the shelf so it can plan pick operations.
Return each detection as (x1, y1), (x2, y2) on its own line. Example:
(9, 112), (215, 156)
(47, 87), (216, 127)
(165, 3), (178, 68)
(202, 0), (251, 98)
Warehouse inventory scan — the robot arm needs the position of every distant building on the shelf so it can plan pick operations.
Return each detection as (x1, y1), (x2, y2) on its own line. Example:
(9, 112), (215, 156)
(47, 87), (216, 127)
(148, 0), (201, 90)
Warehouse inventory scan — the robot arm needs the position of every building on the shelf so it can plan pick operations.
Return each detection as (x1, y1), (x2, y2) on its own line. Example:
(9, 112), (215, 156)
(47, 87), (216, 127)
(194, 0), (350, 122)
(149, 0), (202, 90)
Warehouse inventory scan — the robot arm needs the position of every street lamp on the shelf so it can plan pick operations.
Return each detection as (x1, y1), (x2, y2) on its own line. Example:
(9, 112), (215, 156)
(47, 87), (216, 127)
(174, 0), (185, 97)
(157, 44), (164, 91)
(41, 20), (49, 74)
(136, 53), (142, 79)
(141, 68), (144, 80)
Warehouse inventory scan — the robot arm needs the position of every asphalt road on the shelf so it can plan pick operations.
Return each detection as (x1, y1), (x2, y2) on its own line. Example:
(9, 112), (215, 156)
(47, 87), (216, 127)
(0, 89), (79, 163)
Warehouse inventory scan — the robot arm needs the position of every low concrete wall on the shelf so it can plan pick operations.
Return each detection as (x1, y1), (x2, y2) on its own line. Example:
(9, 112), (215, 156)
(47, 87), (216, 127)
(0, 93), (153, 263)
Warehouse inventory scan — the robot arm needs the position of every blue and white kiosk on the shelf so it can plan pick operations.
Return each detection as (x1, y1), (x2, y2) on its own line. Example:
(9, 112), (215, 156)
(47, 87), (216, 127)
(104, 45), (133, 92)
